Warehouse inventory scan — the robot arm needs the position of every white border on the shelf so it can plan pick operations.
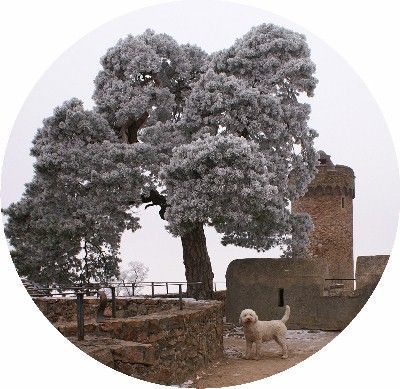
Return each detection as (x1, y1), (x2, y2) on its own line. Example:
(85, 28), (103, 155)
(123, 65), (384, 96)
(1, 1), (399, 388)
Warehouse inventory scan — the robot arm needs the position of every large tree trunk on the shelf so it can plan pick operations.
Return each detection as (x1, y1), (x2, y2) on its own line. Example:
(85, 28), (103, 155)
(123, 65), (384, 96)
(122, 117), (215, 299)
(121, 111), (149, 144)
(181, 223), (214, 300)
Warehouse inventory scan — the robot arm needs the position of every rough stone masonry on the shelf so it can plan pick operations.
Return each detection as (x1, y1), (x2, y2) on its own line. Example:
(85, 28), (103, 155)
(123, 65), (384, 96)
(33, 297), (224, 385)
(291, 150), (355, 282)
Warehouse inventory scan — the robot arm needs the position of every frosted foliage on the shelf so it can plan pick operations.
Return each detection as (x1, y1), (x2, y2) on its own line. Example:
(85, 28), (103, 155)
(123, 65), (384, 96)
(119, 260), (149, 283)
(140, 121), (189, 179)
(4, 99), (150, 284)
(283, 212), (314, 258)
(162, 134), (295, 250)
(93, 29), (208, 133)
(211, 24), (318, 197)
(118, 260), (149, 295)
(212, 24), (317, 96)
(179, 70), (316, 197)
(181, 70), (263, 138)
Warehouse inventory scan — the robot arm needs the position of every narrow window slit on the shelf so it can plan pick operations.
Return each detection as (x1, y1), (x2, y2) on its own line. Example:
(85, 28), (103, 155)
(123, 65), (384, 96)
(278, 288), (284, 307)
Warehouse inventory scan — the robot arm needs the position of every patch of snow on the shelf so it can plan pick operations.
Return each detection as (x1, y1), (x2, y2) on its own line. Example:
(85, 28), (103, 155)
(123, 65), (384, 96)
(179, 379), (193, 388)
(224, 346), (243, 359)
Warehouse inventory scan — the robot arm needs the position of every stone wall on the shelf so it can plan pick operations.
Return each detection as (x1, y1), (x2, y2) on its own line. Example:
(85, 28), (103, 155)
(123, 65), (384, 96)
(213, 290), (226, 316)
(33, 296), (182, 323)
(356, 255), (389, 290)
(33, 297), (224, 385)
(226, 258), (324, 328)
(225, 257), (386, 331)
(291, 163), (355, 281)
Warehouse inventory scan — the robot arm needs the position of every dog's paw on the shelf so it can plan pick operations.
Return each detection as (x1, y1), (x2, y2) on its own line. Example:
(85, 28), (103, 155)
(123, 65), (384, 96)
(243, 354), (251, 360)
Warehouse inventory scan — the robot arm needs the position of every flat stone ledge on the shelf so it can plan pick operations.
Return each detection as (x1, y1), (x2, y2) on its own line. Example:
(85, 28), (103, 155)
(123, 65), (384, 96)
(68, 336), (155, 366)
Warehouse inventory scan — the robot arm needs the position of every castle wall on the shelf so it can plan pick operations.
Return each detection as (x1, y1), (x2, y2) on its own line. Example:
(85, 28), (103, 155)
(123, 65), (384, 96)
(225, 257), (383, 331)
(356, 255), (389, 290)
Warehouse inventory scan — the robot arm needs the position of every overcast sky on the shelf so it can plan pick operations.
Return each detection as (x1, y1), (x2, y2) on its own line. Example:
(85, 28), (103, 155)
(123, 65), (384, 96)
(1, 0), (399, 287)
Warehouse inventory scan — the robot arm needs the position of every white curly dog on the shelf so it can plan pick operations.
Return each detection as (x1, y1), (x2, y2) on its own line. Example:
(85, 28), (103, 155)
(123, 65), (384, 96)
(239, 305), (290, 360)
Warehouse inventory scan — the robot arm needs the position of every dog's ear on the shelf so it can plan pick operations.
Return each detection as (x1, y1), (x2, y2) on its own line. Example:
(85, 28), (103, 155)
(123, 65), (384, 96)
(254, 312), (258, 322)
(238, 315), (242, 325)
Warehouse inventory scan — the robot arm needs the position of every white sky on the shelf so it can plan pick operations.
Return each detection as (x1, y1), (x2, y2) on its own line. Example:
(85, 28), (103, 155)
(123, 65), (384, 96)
(1, 0), (399, 287)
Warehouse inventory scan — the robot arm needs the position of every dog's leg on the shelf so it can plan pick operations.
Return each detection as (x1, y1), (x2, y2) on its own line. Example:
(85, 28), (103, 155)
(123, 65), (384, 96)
(274, 335), (288, 359)
(244, 340), (253, 359)
(255, 339), (262, 360)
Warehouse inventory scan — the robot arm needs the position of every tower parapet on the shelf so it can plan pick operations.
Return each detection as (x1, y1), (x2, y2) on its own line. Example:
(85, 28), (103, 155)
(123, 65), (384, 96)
(305, 151), (355, 198)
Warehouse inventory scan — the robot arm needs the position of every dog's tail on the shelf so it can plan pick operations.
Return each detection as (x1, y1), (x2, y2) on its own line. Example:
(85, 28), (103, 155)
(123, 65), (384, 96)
(280, 305), (290, 324)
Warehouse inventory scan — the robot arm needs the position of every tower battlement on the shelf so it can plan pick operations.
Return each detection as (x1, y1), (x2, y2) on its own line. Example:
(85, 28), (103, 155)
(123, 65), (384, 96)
(306, 163), (355, 198)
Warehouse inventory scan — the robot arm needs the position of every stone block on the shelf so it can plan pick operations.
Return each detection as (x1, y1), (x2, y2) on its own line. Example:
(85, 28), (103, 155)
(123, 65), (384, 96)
(120, 319), (143, 341)
(98, 320), (122, 337)
(148, 367), (174, 385)
(87, 347), (114, 367)
(112, 343), (154, 365)
(114, 361), (136, 376)
(148, 331), (167, 343)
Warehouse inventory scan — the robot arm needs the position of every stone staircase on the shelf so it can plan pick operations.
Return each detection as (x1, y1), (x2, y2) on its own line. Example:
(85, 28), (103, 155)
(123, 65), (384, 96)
(69, 335), (155, 373)
(38, 298), (224, 385)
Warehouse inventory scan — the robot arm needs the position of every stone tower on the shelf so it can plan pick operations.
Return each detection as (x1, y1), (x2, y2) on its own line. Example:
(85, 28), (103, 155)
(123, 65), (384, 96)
(291, 151), (355, 283)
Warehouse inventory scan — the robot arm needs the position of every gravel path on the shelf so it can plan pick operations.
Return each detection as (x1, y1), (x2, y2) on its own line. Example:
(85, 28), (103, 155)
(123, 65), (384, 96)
(181, 327), (338, 388)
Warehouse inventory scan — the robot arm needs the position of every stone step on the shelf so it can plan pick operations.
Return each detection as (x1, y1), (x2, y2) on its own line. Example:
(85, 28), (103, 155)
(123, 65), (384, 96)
(56, 313), (184, 344)
(68, 335), (155, 367)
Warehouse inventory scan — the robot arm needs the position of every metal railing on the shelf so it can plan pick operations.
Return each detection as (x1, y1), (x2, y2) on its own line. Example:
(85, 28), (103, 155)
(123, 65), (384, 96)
(31, 285), (101, 341)
(29, 281), (205, 341)
(117, 281), (203, 298)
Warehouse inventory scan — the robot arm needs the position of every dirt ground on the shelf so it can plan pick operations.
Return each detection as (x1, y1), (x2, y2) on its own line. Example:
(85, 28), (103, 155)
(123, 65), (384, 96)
(182, 327), (338, 388)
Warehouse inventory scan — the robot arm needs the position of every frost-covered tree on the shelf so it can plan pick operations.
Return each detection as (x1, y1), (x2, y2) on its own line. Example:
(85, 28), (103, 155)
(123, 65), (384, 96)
(4, 24), (318, 298)
(3, 99), (151, 285)
(117, 260), (149, 296)
(92, 25), (318, 298)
